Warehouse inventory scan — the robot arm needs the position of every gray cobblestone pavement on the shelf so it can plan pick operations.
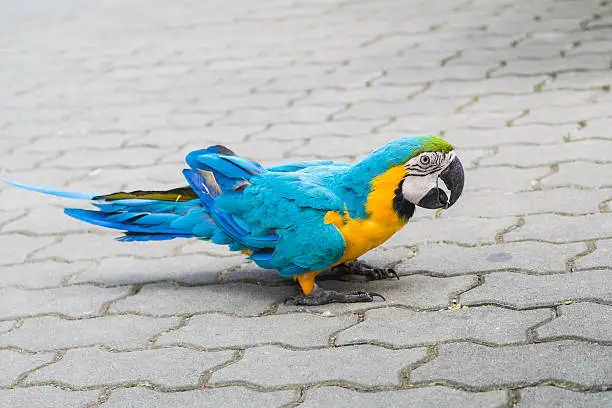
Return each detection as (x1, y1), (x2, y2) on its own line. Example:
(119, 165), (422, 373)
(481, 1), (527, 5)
(1, 0), (611, 407)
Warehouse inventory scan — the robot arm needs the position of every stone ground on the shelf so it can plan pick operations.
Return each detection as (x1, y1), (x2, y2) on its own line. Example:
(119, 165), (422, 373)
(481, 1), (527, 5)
(0, 0), (611, 407)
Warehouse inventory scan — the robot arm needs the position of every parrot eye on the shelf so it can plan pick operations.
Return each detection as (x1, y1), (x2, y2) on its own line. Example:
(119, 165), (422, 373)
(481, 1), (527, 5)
(420, 155), (430, 165)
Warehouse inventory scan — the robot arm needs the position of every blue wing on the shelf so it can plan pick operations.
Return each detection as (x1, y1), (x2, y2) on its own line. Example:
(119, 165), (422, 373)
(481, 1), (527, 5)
(215, 172), (347, 277)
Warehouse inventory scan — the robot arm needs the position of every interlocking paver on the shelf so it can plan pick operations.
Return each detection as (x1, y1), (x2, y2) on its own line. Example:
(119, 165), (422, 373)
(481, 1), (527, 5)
(300, 386), (507, 408)
(0, 286), (130, 319)
(0, 387), (99, 408)
(0, 315), (181, 351)
(460, 270), (612, 308)
(397, 242), (585, 275)
(157, 313), (356, 348)
(505, 214), (612, 243)
(480, 140), (612, 166)
(410, 341), (612, 388)
(0, 235), (55, 264)
(279, 275), (477, 314)
(517, 387), (612, 408)
(537, 303), (612, 342)
(110, 283), (288, 316)
(69, 254), (244, 286)
(0, 350), (55, 387)
(27, 347), (234, 388)
(0, 261), (92, 289)
(103, 387), (296, 408)
(211, 345), (427, 387)
(386, 216), (516, 246)
(2, 0), (611, 404)
(336, 306), (550, 346)
(540, 162), (612, 188)
(447, 188), (612, 218)
(32, 233), (182, 262)
(574, 239), (612, 270)
(462, 167), (550, 192)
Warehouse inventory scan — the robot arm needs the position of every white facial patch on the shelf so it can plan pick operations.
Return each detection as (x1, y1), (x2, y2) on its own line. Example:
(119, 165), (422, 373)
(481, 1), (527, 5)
(401, 151), (455, 205)
(401, 171), (440, 204)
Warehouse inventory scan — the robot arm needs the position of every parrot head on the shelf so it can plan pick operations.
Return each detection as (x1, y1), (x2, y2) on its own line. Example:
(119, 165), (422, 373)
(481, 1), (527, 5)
(398, 135), (464, 210)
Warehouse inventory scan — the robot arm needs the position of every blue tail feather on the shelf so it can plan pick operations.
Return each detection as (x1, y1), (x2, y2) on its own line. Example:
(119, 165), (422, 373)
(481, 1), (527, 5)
(3, 181), (94, 200)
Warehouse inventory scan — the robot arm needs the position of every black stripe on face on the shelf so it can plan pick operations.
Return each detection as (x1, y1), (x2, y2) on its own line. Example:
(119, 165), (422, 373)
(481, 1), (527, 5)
(404, 152), (447, 176)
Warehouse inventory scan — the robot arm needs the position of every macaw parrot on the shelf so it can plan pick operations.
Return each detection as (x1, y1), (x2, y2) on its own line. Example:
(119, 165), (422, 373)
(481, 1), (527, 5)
(6, 135), (464, 305)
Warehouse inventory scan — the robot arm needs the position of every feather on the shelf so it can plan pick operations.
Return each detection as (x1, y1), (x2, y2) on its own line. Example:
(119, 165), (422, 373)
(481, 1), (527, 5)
(3, 181), (94, 200)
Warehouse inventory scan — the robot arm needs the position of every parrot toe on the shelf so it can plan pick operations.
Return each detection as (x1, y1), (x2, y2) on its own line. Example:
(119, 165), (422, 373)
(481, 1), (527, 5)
(286, 287), (385, 306)
(330, 260), (400, 281)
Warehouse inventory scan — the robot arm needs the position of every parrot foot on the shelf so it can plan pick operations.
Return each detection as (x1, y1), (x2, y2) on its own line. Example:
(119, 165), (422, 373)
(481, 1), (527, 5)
(286, 286), (385, 306)
(331, 260), (399, 281)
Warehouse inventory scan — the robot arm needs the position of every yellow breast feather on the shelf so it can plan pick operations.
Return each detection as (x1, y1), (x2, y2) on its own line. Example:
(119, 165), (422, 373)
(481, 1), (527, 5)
(325, 165), (408, 264)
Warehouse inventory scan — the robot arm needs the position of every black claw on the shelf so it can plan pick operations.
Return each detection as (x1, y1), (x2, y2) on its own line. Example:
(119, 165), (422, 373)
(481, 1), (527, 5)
(368, 291), (386, 301)
(287, 288), (387, 306)
(330, 260), (400, 282)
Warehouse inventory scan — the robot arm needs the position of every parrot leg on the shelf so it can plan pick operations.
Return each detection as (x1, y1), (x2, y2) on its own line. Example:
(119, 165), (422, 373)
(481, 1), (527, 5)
(287, 284), (385, 306)
(330, 260), (399, 281)
(287, 273), (385, 306)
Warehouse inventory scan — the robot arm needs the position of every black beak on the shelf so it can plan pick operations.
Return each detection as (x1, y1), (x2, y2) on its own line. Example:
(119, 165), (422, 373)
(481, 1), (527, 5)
(417, 156), (465, 209)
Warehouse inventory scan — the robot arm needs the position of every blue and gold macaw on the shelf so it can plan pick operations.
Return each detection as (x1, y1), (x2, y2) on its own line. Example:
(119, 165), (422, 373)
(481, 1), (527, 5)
(6, 135), (464, 305)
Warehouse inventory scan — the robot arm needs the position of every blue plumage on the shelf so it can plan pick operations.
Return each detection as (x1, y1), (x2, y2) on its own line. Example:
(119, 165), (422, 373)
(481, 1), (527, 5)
(5, 135), (451, 279)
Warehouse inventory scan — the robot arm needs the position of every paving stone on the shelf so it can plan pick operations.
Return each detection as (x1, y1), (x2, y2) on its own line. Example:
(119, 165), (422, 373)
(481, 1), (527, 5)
(157, 313), (356, 349)
(424, 77), (547, 97)
(447, 188), (611, 218)
(0, 261), (92, 289)
(537, 303), (612, 342)
(103, 387), (296, 408)
(70, 254), (245, 286)
(41, 147), (168, 169)
(0, 320), (17, 334)
(545, 71), (612, 91)
(0, 315), (181, 351)
(301, 386), (507, 408)
(26, 347), (234, 387)
(337, 306), (550, 346)
(572, 117), (612, 140)
(0, 387), (99, 408)
(463, 91), (596, 113)
(335, 98), (466, 121)
(296, 133), (400, 159)
(211, 345), (427, 387)
(1, 151), (59, 172)
(495, 55), (612, 77)
(0, 286), (129, 319)
(279, 275), (477, 314)
(16, 132), (128, 153)
(398, 242), (584, 275)
(540, 163), (612, 188)
(294, 85), (421, 106)
(217, 262), (293, 284)
(2, 207), (92, 234)
(505, 214), (612, 243)
(461, 270), (612, 308)
(410, 341), (612, 387)
(481, 140), (612, 166)
(386, 216), (516, 246)
(0, 234), (55, 265)
(444, 125), (574, 148)
(32, 233), (182, 261)
(0, 350), (55, 387)
(127, 125), (263, 148)
(110, 283), (288, 316)
(216, 106), (335, 126)
(256, 120), (388, 141)
(575, 239), (612, 270)
(463, 167), (549, 192)
(517, 386), (612, 408)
